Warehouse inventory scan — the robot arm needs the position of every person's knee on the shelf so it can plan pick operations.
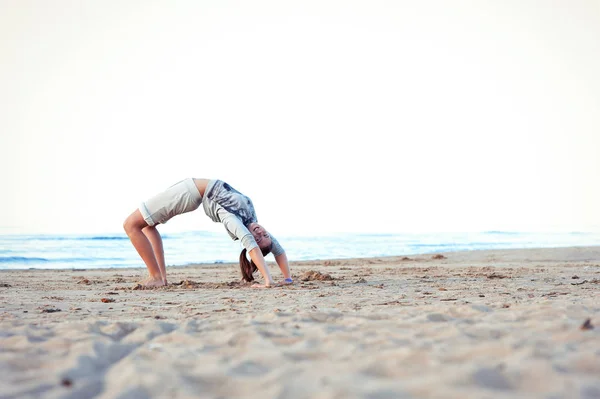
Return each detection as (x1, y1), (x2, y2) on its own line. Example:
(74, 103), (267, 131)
(123, 212), (145, 236)
(141, 225), (154, 233)
(123, 217), (134, 235)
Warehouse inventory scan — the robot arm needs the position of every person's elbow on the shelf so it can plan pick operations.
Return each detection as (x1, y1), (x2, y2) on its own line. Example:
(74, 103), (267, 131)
(241, 234), (258, 253)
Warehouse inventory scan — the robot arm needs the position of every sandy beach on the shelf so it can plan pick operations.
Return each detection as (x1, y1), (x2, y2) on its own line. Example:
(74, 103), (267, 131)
(1, 246), (599, 399)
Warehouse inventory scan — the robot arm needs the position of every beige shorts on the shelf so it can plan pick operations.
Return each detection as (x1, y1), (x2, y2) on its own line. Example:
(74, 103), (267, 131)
(139, 178), (202, 226)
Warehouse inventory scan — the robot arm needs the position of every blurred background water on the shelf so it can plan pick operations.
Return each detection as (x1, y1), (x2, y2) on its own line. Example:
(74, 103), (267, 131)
(1, 231), (599, 270)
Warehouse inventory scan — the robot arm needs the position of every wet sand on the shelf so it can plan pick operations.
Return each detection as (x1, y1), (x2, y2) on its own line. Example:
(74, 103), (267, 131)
(1, 246), (599, 398)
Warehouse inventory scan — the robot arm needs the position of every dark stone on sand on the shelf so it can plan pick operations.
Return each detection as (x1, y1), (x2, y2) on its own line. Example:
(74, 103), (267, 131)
(580, 318), (594, 330)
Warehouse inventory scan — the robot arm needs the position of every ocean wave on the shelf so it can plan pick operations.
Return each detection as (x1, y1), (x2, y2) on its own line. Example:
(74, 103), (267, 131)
(0, 256), (50, 263)
(0, 256), (124, 264)
(0, 235), (129, 241)
(87, 236), (129, 240)
(1, 231), (599, 270)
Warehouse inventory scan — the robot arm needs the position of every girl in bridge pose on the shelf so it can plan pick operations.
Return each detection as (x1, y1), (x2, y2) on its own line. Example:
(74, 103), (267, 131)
(123, 178), (291, 288)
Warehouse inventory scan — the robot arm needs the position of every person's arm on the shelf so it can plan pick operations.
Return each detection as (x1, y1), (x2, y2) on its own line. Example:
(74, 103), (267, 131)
(275, 252), (292, 284)
(220, 212), (275, 287)
(269, 235), (291, 283)
(248, 247), (275, 287)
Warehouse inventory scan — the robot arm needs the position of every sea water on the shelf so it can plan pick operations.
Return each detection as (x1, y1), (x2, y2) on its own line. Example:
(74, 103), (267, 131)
(1, 231), (599, 270)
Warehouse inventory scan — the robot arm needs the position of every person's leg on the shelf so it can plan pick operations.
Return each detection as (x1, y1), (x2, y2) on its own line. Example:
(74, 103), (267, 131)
(123, 210), (165, 287)
(142, 226), (167, 284)
(127, 178), (203, 287)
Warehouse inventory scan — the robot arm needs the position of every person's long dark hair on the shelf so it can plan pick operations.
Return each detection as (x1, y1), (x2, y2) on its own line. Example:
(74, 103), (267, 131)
(239, 244), (272, 282)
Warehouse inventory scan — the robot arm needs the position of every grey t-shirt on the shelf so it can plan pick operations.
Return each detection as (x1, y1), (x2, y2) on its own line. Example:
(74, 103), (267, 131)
(202, 180), (285, 257)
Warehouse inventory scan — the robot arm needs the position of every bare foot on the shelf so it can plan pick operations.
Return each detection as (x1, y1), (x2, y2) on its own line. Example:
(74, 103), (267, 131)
(140, 276), (166, 288)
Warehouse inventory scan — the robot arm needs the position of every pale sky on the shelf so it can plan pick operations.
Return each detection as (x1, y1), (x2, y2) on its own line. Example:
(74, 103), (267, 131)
(1, 0), (599, 236)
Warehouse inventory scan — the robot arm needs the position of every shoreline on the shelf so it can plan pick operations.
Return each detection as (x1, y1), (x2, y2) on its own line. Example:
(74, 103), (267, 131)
(2, 245), (599, 273)
(1, 246), (599, 398)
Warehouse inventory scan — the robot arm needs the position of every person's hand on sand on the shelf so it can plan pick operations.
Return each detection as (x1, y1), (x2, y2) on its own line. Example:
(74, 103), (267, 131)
(250, 284), (272, 288)
(251, 280), (274, 288)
